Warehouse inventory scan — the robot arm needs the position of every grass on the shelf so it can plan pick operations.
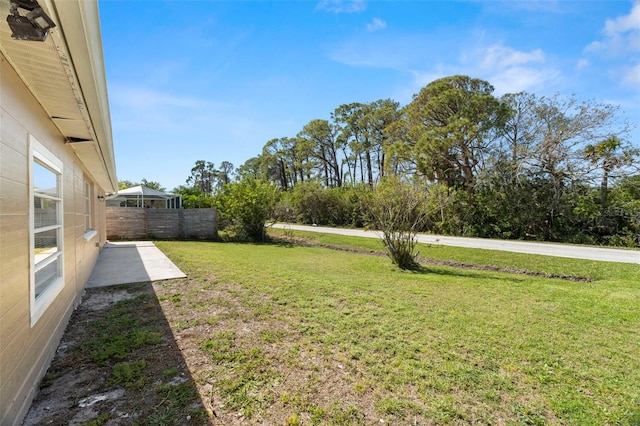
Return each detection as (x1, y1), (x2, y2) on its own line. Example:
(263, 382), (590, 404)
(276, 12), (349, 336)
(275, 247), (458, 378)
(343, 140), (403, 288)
(79, 413), (112, 426)
(82, 294), (163, 364)
(154, 231), (640, 425)
(268, 227), (640, 283)
(107, 360), (148, 390)
(61, 284), (207, 425)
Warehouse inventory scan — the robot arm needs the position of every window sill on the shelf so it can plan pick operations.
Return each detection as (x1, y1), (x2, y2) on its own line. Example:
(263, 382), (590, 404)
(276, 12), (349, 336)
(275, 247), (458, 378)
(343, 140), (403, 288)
(83, 229), (98, 242)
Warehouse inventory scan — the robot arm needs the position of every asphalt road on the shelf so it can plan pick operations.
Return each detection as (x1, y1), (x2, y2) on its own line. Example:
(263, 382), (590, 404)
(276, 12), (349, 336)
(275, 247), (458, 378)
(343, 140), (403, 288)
(270, 223), (640, 265)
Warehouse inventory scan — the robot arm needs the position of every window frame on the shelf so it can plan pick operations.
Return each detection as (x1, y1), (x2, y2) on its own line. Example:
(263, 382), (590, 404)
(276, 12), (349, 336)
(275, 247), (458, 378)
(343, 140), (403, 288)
(83, 179), (92, 231)
(82, 178), (97, 241)
(29, 135), (64, 326)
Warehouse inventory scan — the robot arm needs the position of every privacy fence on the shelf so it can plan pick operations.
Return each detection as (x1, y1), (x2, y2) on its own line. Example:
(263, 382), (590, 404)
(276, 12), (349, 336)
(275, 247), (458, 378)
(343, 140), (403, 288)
(107, 207), (217, 240)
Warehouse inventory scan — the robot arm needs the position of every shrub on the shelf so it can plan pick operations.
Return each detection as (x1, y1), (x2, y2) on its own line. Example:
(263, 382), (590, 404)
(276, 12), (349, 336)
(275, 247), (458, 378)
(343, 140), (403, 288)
(215, 178), (278, 242)
(289, 182), (369, 227)
(363, 177), (430, 270)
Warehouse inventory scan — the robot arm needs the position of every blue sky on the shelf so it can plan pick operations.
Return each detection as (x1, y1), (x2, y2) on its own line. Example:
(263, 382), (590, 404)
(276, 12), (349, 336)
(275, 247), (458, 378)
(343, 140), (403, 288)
(99, 0), (640, 191)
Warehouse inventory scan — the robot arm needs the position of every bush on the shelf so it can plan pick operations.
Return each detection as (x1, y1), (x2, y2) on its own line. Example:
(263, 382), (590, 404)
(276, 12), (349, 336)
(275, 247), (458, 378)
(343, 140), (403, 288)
(363, 177), (430, 270)
(215, 178), (278, 241)
(273, 196), (297, 223)
(289, 182), (362, 227)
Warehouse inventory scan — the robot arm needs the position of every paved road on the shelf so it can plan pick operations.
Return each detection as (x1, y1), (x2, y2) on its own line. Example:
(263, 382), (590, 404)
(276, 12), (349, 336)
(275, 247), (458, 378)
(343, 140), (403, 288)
(270, 223), (640, 265)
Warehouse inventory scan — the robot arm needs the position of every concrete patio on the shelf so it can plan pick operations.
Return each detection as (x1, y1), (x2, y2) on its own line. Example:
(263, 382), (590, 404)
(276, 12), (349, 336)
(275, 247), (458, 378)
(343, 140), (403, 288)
(87, 241), (186, 288)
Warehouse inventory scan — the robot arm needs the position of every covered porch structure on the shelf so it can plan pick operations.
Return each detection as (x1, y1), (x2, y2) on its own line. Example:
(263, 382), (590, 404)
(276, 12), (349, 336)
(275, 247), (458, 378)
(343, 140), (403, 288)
(107, 185), (182, 209)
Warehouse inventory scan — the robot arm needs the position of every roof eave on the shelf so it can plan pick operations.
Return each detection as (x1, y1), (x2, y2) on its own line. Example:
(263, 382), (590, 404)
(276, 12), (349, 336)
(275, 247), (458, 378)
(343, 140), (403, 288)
(0, 0), (118, 193)
(48, 0), (117, 192)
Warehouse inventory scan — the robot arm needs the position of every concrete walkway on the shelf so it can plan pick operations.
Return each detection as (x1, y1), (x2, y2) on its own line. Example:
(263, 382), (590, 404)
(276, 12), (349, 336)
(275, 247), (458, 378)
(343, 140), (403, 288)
(271, 223), (640, 264)
(87, 242), (186, 288)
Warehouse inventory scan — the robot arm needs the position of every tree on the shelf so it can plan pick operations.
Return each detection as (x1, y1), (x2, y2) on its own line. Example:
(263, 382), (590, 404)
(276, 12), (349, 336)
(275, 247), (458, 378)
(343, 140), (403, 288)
(332, 99), (401, 185)
(236, 156), (264, 181)
(496, 92), (540, 184)
(521, 94), (629, 239)
(333, 102), (371, 185)
(472, 92), (542, 239)
(400, 75), (509, 197)
(262, 137), (295, 189)
(363, 176), (431, 270)
(172, 185), (214, 208)
(584, 136), (638, 208)
(601, 175), (640, 246)
(186, 160), (217, 196)
(140, 178), (166, 192)
(361, 99), (401, 181)
(118, 180), (138, 190)
(215, 178), (278, 241)
(217, 161), (234, 188)
(298, 119), (343, 187)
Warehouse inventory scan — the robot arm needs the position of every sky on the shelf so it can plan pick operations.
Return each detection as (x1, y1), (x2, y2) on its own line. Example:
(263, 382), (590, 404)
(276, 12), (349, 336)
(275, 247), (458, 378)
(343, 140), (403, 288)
(98, 0), (640, 192)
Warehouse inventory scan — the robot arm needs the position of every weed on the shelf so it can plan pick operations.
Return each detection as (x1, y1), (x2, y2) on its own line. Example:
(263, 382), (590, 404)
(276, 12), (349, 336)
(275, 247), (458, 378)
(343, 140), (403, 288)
(83, 307), (162, 364)
(162, 367), (178, 379)
(146, 406), (180, 425)
(511, 403), (547, 426)
(108, 361), (147, 390)
(200, 331), (281, 417)
(79, 412), (112, 426)
(156, 382), (198, 408)
(114, 293), (149, 307)
(260, 329), (287, 343)
(159, 292), (182, 307)
(40, 370), (59, 388)
(308, 404), (325, 423)
(286, 413), (301, 425)
(375, 398), (423, 417)
(328, 403), (365, 425)
(174, 318), (199, 331)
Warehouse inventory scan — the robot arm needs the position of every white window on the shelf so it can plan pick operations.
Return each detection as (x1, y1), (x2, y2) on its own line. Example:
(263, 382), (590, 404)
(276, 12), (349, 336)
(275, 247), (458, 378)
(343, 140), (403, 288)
(83, 178), (97, 241)
(30, 136), (64, 326)
(83, 180), (91, 230)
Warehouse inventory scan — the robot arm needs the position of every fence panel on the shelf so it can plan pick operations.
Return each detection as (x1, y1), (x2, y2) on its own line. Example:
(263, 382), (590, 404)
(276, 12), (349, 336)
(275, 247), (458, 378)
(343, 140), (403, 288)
(106, 207), (217, 240)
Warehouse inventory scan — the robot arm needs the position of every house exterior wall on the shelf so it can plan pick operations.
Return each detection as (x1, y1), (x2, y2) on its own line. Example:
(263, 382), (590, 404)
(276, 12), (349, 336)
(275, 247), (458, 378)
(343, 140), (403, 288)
(0, 52), (108, 425)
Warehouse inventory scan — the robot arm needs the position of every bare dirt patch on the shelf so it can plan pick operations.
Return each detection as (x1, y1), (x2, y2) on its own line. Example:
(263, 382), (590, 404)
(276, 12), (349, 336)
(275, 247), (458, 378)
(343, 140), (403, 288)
(23, 283), (208, 426)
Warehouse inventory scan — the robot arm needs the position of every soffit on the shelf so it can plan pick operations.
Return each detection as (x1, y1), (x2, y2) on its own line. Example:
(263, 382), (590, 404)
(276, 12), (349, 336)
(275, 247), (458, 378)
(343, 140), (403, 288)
(0, 0), (117, 192)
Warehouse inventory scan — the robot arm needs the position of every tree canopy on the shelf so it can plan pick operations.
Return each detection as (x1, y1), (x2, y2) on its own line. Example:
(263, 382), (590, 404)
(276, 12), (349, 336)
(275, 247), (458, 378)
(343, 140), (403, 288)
(167, 74), (637, 246)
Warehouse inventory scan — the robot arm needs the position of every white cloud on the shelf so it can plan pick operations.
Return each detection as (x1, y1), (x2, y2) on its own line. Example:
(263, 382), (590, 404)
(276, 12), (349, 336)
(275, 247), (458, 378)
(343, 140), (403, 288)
(366, 18), (386, 32)
(329, 32), (559, 99)
(489, 66), (560, 95)
(479, 45), (545, 69)
(604, 1), (640, 36)
(316, 0), (366, 14)
(575, 58), (590, 71)
(401, 62), (559, 101)
(482, 0), (564, 13)
(108, 84), (242, 138)
(110, 85), (213, 110)
(327, 33), (427, 69)
(622, 63), (640, 86)
(587, 2), (640, 54)
(464, 43), (557, 94)
(585, 2), (640, 90)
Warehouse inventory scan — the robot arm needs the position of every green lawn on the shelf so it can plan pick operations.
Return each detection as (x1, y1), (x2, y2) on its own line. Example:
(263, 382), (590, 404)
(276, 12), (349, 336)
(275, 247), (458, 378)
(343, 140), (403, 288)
(154, 232), (640, 425)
